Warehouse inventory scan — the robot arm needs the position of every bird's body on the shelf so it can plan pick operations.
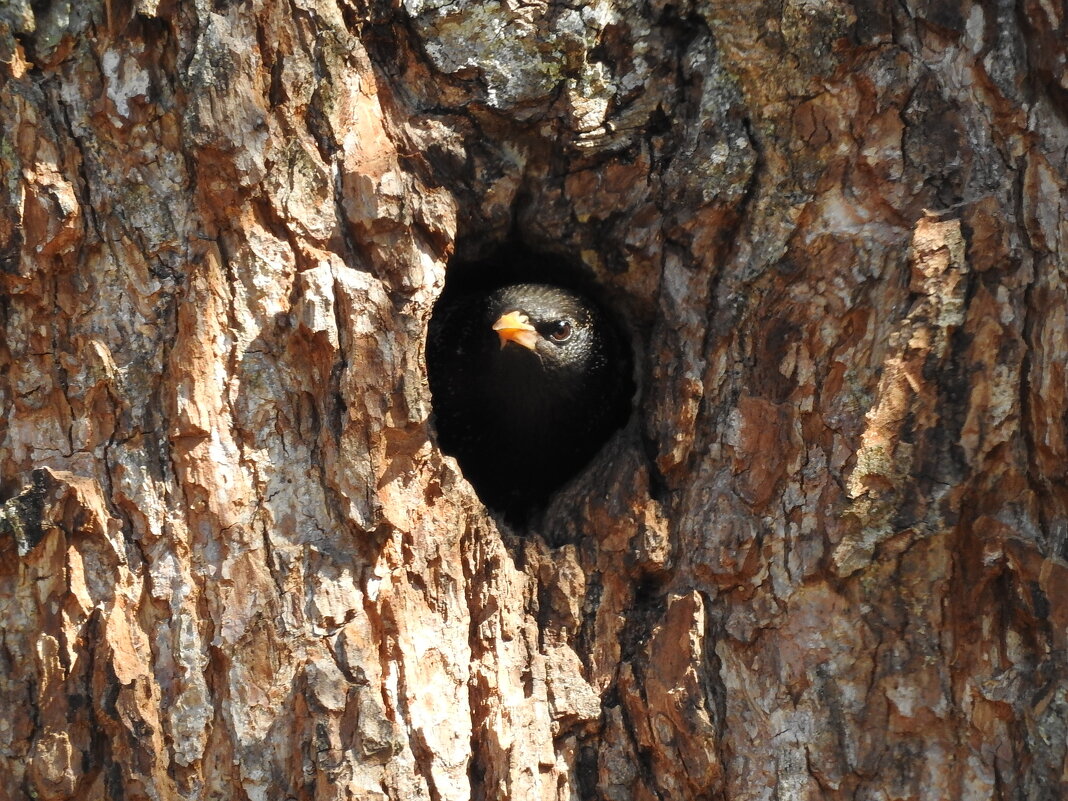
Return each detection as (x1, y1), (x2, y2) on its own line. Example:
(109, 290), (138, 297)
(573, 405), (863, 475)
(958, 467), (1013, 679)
(427, 282), (632, 518)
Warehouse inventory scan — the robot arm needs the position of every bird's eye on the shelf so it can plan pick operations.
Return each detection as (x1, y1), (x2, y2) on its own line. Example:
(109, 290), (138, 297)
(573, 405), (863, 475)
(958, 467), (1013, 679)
(548, 320), (573, 342)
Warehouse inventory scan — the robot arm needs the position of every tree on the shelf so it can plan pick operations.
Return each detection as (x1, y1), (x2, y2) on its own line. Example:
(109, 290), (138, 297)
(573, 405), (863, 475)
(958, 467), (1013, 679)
(2, 0), (1066, 799)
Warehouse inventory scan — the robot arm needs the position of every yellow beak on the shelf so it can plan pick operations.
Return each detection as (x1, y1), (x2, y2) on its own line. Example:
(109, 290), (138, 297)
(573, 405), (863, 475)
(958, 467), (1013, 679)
(492, 311), (538, 351)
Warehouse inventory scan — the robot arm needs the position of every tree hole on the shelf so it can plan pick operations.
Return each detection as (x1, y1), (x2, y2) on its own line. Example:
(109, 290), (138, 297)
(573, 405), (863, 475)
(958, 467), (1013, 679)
(426, 244), (635, 522)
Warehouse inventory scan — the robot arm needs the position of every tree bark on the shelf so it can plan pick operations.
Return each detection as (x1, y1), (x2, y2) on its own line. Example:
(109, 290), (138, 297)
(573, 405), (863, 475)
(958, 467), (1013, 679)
(1, 1), (1066, 800)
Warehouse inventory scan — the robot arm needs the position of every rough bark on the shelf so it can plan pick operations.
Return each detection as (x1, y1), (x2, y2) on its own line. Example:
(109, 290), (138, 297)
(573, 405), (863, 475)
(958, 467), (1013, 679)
(1, 1), (1066, 800)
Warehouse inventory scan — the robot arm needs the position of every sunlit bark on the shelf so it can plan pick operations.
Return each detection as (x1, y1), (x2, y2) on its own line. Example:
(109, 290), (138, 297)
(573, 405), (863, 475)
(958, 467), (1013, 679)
(2, 1), (1066, 799)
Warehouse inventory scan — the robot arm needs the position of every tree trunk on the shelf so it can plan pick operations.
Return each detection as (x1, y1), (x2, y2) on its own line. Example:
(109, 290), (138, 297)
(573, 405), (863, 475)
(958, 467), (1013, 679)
(2, 1), (1066, 799)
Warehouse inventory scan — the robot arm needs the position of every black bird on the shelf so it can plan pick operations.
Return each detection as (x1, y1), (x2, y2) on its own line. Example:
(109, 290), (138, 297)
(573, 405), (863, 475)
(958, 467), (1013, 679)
(427, 282), (633, 518)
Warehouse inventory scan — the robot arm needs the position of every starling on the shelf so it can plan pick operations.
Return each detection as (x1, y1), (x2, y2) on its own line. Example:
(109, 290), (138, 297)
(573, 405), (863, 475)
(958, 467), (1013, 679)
(427, 282), (633, 518)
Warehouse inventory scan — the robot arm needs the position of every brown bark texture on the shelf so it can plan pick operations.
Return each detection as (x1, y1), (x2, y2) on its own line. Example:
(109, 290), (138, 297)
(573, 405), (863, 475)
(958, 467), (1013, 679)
(1, 0), (1067, 799)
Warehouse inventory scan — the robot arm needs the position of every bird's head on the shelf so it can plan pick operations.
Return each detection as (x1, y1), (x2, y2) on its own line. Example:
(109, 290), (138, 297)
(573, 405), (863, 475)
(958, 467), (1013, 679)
(485, 283), (605, 378)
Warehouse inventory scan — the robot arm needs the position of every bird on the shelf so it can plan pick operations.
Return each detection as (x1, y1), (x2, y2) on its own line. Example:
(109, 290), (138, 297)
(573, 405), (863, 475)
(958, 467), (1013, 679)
(427, 281), (633, 519)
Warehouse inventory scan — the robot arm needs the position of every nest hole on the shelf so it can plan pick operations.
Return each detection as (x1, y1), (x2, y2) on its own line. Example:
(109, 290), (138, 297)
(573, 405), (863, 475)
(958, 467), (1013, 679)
(426, 242), (636, 523)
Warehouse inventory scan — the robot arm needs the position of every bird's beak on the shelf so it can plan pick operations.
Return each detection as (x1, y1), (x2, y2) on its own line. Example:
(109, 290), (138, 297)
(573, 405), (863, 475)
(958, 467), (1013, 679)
(492, 311), (538, 351)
